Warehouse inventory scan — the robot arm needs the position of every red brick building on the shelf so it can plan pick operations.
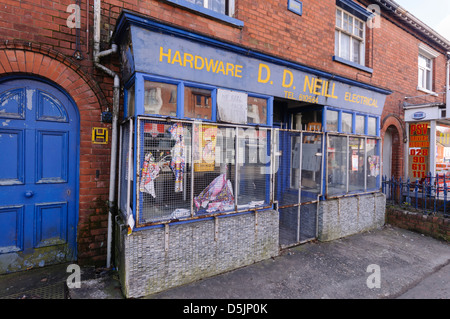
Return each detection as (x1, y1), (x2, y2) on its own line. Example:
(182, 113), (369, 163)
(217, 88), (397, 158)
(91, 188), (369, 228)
(0, 0), (448, 294)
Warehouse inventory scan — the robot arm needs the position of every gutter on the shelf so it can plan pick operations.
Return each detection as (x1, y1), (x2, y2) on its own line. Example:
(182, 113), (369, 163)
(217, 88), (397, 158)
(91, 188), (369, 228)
(373, 0), (450, 51)
(93, 0), (119, 269)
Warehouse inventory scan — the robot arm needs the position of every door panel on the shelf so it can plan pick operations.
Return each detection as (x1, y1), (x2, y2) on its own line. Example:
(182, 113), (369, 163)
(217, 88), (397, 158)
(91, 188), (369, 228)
(35, 202), (68, 248)
(36, 130), (68, 183)
(0, 78), (78, 274)
(0, 129), (24, 185)
(0, 206), (24, 254)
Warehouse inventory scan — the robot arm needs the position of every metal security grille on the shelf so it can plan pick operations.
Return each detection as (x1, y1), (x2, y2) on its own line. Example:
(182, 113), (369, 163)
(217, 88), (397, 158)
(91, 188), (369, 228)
(275, 129), (324, 248)
(135, 117), (273, 227)
(137, 119), (192, 224)
(118, 119), (133, 219)
(1, 282), (67, 299)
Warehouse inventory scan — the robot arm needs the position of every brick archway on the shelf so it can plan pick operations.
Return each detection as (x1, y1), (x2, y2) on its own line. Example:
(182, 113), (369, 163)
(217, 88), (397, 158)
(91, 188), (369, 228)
(381, 115), (405, 179)
(0, 43), (107, 111)
(0, 43), (112, 266)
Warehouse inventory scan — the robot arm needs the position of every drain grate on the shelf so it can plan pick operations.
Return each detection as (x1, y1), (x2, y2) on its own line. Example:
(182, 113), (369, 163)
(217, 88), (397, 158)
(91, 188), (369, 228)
(1, 282), (68, 299)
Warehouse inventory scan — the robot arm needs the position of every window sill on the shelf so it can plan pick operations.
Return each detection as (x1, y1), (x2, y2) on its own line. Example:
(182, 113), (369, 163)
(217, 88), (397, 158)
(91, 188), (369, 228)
(332, 56), (373, 74)
(166, 0), (244, 28)
(417, 87), (438, 96)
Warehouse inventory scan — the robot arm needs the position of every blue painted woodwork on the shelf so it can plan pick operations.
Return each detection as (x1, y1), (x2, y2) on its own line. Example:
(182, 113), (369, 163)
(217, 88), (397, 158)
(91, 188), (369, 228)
(0, 78), (79, 271)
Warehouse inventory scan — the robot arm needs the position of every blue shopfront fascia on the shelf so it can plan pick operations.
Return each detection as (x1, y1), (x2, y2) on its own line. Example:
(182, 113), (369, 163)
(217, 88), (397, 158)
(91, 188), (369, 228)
(114, 10), (391, 118)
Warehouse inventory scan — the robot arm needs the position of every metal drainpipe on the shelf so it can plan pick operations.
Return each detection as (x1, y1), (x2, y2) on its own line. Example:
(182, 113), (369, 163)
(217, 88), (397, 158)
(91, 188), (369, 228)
(93, 0), (119, 269)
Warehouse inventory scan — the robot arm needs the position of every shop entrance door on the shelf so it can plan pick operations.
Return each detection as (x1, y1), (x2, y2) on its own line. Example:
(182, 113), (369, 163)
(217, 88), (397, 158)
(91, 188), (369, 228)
(274, 127), (324, 248)
(0, 78), (79, 274)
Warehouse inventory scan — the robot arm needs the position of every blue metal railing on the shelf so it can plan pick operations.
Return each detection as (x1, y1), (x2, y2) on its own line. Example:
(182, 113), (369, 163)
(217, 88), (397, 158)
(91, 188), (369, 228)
(382, 174), (450, 217)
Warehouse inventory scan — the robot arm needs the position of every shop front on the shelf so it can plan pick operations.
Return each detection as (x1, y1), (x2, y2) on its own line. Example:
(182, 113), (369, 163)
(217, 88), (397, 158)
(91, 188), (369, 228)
(405, 104), (450, 184)
(112, 11), (391, 298)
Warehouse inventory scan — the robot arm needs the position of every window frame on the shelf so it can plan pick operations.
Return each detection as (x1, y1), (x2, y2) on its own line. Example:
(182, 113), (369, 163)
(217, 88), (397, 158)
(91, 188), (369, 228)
(324, 107), (381, 196)
(165, 0), (243, 28)
(324, 107), (379, 137)
(124, 73), (273, 127)
(418, 54), (433, 92)
(335, 8), (366, 66)
(417, 43), (440, 94)
(326, 133), (381, 197)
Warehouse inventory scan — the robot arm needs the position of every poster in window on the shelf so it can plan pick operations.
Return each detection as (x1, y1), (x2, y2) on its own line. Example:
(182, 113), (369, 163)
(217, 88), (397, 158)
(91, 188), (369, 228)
(194, 124), (217, 172)
(368, 155), (380, 177)
(352, 154), (359, 171)
(217, 89), (248, 124)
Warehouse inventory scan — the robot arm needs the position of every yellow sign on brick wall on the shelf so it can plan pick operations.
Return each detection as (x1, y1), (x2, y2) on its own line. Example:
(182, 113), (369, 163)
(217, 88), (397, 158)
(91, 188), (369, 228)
(92, 127), (109, 144)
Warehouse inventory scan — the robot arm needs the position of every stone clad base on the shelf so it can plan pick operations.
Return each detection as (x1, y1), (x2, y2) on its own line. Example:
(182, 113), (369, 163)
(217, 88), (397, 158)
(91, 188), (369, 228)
(318, 193), (386, 241)
(115, 210), (279, 298)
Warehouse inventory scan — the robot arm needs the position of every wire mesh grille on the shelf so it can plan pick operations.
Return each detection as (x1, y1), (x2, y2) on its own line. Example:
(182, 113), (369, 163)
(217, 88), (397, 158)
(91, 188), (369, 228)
(193, 124), (235, 215)
(275, 129), (323, 247)
(137, 119), (192, 224)
(236, 127), (271, 209)
(274, 130), (323, 206)
(135, 117), (274, 226)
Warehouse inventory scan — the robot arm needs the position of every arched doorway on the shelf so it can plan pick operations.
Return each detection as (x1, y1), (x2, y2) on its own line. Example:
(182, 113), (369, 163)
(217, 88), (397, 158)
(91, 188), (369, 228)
(0, 77), (79, 273)
(383, 127), (393, 180)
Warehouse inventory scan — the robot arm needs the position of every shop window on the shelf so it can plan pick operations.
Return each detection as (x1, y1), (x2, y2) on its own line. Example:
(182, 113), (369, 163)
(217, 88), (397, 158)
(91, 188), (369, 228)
(348, 137), (365, 192)
(335, 8), (365, 65)
(368, 116), (377, 136)
(144, 81), (178, 116)
(342, 112), (353, 133)
(126, 84), (135, 118)
(326, 110), (339, 132)
(436, 124), (450, 178)
(355, 114), (365, 134)
(327, 134), (381, 196)
(133, 118), (271, 225)
(184, 87), (212, 120)
(247, 96), (267, 124)
(327, 135), (348, 196)
(367, 138), (380, 190)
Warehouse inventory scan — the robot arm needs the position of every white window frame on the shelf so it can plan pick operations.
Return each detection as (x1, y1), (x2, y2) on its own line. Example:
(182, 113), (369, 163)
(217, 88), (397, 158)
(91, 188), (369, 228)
(335, 8), (366, 66)
(187, 0), (235, 17)
(417, 43), (440, 94)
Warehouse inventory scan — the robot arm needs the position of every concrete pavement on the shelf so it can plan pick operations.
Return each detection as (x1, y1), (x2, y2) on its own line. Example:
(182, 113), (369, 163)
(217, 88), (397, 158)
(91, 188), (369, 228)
(146, 225), (450, 299)
(0, 225), (449, 300)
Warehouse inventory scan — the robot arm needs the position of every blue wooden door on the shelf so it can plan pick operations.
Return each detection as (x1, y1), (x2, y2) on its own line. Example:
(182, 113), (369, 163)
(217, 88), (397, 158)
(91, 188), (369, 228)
(0, 78), (79, 273)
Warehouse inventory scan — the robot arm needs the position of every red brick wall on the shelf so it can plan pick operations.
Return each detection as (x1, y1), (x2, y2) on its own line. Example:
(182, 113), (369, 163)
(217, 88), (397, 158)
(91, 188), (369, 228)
(386, 207), (450, 242)
(0, 0), (448, 265)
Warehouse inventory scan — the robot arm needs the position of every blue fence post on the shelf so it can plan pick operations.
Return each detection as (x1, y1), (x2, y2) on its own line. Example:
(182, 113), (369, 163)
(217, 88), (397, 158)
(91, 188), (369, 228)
(415, 179), (419, 209)
(434, 173), (438, 213)
(444, 179), (447, 216)
(406, 177), (411, 205)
